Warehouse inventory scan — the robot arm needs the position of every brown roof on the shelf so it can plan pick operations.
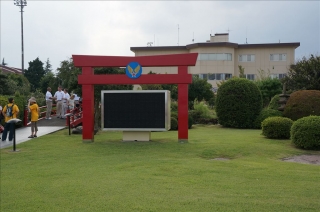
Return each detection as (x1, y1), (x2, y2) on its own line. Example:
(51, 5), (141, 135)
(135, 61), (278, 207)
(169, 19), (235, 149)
(131, 42), (300, 52)
(0, 65), (23, 74)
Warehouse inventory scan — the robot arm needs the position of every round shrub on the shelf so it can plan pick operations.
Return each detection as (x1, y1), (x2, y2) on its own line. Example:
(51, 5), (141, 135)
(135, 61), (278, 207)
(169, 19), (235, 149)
(268, 94), (281, 110)
(283, 90), (320, 121)
(171, 111), (178, 120)
(291, 116), (320, 150)
(216, 78), (262, 128)
(261, 117), (293, 139)
(170, 117), (178, 130)
(253, 108), (283, 129)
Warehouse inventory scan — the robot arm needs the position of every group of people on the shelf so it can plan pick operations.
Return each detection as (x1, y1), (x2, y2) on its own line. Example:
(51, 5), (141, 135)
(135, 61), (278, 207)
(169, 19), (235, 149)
(0, 96), (39, 141)
(0, 86), (81, 141)
(45, 86), (80, 119)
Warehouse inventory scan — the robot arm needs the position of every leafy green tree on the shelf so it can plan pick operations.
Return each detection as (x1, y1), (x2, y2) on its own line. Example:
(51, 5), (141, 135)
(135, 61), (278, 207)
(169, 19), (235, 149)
(255, 78), (282, 106)
(44, 58), (52, 74)
(238, 65), (246, 78)
(7, 72), (31, 95)
(0, 70), (11, 95)
(24, 57), (45, 91)
(283, 54), (320, 91)
(39, 72), (56, 93)
(56, 58), (82, 94)
(188, 75), (214, 108)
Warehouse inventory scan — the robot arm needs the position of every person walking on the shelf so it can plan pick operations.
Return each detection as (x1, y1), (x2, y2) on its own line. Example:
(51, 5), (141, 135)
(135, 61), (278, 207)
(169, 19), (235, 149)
(1, 97), (19, 142)
(54, 86), (64, 118)
(68, 94), (75, 111)
(61, 88), (70, 119)
(45, 87), (53, 119)
(28, 97), (39, 138)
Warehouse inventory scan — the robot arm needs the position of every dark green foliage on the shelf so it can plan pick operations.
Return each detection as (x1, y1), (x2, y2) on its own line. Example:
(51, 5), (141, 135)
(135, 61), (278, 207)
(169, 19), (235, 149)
(261, 117), (293, 139)
(268, 94), (281, 110)
(216, 78), (263, 128)
(0, 71), (10, 95)
(283, 54), (320, 91)
(188, 115), (193, 129)
(283, 90), (320, 121)
(188, 75), (214, 106)
(171, 101), (178, 112)
(171, 111), (178, 120)
(24, 57), (45, 92)
(255, 78), (282, 106)
(170, 117), (178, 130)
(291, 116), (320, 150)
(253, 108), (283, 129)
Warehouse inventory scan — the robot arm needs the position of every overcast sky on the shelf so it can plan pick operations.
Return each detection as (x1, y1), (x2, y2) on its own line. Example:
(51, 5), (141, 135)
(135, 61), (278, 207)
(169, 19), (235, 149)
(1, 1), (319, 72)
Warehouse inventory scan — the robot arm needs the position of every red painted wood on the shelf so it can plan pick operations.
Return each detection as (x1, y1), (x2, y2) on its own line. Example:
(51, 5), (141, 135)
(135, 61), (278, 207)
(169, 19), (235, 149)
(177, 66), (189, 140)
(78, 74), (192, 85)
(82, 67), (95, 141)
(73, 53), (198, 67)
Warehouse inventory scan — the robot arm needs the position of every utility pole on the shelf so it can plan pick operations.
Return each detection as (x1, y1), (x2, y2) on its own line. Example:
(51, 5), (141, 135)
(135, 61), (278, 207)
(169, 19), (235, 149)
(14, 0), (27, 72)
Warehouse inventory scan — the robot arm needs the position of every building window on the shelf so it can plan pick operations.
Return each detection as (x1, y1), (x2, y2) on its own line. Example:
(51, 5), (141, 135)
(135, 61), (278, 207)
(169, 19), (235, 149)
(270, 54), (286, 61)
(201, 73), (232, 80)
(270, 73), (287, 79)
(208, 74), (216, 80)
(246, 74), (255, 80)
(199, 74), (208, 80)
(239, 54), (255, 62)
(198, 53), (232, 61)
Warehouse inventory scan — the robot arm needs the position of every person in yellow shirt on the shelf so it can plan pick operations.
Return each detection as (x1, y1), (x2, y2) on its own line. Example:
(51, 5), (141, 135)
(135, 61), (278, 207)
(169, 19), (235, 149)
(28, 97), (39, 138)
(1, 97), (19, 142)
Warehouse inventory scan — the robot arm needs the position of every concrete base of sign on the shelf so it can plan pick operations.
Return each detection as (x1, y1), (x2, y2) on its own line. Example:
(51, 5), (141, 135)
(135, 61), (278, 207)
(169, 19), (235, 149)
(178, 139), (188, 143)
(123, 131), (151, 142)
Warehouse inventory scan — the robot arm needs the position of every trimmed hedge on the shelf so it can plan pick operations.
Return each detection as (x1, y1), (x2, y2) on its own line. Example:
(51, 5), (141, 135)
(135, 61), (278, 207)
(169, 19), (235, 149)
(268, 94), (281, 110)
(291, 116), (320, 150)
(216, 78), (262, 128)
(253, 108), (283, 129)
(283, 90), (320, 121)
(261, 116), (293, 139)
(170, 117), (178, 131)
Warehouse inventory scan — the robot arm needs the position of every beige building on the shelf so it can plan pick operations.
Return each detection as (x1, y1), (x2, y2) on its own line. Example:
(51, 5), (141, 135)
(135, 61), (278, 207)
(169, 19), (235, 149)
(130, 33), (300, 89)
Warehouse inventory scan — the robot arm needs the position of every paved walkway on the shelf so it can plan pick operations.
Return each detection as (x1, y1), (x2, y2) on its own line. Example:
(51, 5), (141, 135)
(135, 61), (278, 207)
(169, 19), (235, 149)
(0, 126), (66, 149)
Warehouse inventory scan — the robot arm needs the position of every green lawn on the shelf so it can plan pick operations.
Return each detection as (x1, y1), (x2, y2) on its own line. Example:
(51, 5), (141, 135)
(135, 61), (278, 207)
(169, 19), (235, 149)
(1, 125), (319, 212)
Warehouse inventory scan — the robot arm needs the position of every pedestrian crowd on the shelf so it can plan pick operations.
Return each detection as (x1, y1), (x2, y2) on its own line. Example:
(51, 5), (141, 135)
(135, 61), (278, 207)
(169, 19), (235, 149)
(0, 86), (81, 141)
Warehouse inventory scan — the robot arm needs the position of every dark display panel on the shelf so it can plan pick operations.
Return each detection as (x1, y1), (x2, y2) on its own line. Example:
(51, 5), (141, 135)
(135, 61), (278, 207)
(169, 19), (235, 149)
(103, 92), (165, 129)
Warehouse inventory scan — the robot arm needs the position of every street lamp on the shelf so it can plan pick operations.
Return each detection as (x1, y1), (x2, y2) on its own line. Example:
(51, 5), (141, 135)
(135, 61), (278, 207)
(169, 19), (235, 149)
(13, 0), (27, 72)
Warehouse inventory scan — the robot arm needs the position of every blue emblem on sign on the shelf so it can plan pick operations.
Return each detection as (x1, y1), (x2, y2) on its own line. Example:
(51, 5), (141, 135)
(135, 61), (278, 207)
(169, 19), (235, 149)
(126, 62), (142, 79)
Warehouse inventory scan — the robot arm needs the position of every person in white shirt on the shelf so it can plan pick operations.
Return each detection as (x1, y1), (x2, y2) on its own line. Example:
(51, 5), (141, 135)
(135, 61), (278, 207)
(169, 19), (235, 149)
(68, 94), (75, 111)
(54, 86), (64, 118)
(74, 94), (80, 108)
(45, 87), (53, 119)
(62, 88), (70, 119)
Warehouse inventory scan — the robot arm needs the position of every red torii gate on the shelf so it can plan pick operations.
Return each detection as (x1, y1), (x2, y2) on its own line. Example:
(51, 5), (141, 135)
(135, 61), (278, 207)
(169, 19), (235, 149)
(72, 53), (198, 142)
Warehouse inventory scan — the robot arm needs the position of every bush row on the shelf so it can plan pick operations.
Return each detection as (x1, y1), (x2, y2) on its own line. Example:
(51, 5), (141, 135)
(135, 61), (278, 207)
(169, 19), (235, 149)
(261, 115), (320, 150)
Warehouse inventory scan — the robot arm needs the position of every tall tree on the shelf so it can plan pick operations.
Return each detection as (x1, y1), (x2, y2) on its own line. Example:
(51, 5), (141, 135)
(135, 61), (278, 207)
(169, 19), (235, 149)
(44, 58), (52, 74)
(255, 78), (282, 106)
(283, 54), (320, 91)
(56, 58), (81, 94)
(188, 75), (214, 103)
(24, 57), (45, 91)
